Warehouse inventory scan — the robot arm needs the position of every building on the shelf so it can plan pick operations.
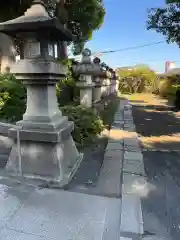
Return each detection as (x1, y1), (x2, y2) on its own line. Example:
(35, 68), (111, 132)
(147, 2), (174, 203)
(116, 66), (134, 72)
(165, 61), (176, 73)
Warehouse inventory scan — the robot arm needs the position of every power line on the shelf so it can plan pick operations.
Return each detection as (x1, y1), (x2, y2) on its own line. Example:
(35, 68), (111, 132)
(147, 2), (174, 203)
(92, 41), (166, 56)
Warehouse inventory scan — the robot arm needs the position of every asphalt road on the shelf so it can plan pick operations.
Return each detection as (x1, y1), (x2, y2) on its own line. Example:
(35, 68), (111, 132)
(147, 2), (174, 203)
(132, 99), (180, 240)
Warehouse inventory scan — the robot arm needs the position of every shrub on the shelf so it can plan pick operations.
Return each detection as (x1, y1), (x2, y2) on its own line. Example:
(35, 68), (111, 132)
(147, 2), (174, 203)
(158, 76), (180, 97)
(118, 67), (158, 94)
(56, 59), (79, 106)
(60, 105), (104, 147)
(0, 73), (26, 122)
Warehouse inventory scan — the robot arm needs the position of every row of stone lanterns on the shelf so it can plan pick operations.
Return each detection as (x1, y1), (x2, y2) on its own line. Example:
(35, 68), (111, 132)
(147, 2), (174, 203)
(73, 49), (119, 110)
(0, 0), (119, 187)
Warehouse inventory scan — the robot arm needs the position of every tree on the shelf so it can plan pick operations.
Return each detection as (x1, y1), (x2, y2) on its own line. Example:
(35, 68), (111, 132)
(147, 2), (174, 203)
(0, 0), (105, 48)
(118, 66), (158, 93)
(147, 0), (180, 46)
(0, 0), (105, 70)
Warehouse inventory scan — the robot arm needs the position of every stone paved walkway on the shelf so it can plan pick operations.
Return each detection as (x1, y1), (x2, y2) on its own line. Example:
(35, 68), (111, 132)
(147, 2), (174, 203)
(0, 176), (122, 240)
(0, 96), (170, 240)
(0, 100), (124, 240)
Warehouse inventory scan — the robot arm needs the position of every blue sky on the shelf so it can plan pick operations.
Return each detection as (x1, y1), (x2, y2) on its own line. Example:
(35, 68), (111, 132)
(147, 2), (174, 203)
(86, 0), (180, 73)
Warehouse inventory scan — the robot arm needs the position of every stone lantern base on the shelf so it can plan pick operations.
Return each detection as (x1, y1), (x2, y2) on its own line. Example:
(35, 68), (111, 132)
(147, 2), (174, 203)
(6, 120), (83, 187)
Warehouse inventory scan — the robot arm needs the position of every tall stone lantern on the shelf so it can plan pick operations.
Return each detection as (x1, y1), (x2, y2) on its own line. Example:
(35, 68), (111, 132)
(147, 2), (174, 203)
(103, 65), (111, 97)
(109, 68), (114, 95)
(92, 57), (106, 104)
(112, 70), (119, 94)
(116, 71), (120, 91)
(73, 48), (95, 107)
(99, 62), (107, 98)
(0, 0), (83, 186)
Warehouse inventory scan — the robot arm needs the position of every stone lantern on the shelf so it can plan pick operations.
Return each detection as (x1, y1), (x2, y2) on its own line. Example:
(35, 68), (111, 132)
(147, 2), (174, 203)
(0, 0), (83, 186)
(108, 68), (114, 95)
(73, 48), (95, 107)
(92, 57), (107, 104)
(102, 65), (110, 97)
(115, 71), (119, 93)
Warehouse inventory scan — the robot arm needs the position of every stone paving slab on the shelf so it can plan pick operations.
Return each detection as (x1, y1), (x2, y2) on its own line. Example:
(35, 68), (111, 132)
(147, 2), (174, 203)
(6, 189), (107, 239)
(123, 126), (136, 131)
(0, 229), (51, 240)
(123, 127), (136, 132)
(124, 117), (133, 121)
(120, 237), (132, 240)
(124, 151), (143, 161)
(104, 150), (124, 160)
(111, 125), (123, 130)
(124, 112), (133, 116)
(124, 139), (139, 147)
(124, 145), (141, 152)
(95, 156), (123, 197)
(0, 181), (121, 240)
(123, 159), (145, 176)
(113, 120), (124, 123)
(122, 173), (148, 196)
(124, 114), (133, 117)
(0, 179), (34, 224)
(114, 116), (124, 121)
(142, 237), (169, 240)
(111, 121), (124, 130)
(102, 198), (121, 240)
(106, 142), (124, 151)
(120, 194), (143, 235)
(108, 139), (124, 144)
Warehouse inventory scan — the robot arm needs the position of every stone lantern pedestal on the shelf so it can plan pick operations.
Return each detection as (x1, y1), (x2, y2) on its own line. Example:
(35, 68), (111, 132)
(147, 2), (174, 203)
(6, 60), (83, 186)
(93, 81), (102, 104)
(0, 0), (83, 186)
(76, 81), (95, 107)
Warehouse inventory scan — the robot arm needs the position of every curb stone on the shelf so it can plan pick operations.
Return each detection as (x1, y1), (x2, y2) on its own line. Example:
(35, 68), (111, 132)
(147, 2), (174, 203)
(141, 237), (169, 240)
(120, 100), (145, 239)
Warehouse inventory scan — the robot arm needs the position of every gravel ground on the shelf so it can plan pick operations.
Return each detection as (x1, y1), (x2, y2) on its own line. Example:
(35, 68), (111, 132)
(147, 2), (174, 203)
(131, 94), (180, 240)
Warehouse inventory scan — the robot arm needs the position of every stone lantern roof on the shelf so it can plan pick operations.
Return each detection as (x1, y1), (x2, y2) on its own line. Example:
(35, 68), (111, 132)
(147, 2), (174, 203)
(0, 0), (75, 41)
(73, 48), (104, 76)
(92, 57), (107, 78)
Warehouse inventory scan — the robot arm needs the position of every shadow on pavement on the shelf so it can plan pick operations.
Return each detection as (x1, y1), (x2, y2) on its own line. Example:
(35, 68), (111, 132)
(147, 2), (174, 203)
(132, 102), (180, 151)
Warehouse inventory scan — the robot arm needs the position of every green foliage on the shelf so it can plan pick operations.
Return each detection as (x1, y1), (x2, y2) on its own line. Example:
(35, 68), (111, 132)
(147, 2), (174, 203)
(0, 0), (105, 55)
(65, 0), (105, 39)
(0, 73), (104, 148)
(159, 75), (180, 97)
(60, 105), (104, 147)
(147, 1), (180, 45)
(118, 66), (158, 94)
(56, 59), (79, 106)
(0, 73), (26, 122)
